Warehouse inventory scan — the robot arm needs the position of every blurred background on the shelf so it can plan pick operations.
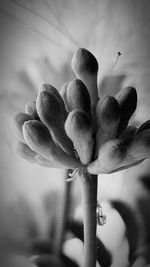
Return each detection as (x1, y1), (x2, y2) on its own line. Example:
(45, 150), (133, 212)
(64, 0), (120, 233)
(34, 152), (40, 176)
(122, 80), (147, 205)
(0, 0), (150, 266)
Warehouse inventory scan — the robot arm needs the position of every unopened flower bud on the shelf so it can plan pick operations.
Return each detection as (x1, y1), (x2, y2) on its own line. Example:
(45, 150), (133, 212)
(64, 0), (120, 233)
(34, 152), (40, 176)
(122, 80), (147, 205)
(36, 90), (74, 154)
(88, 140), (126, 174)
(71, 48), (99, 109)
(60, 81), (70, 112)
(65, 110), (93, 164)
(36, 155), (62, 168)
(25, 100), (39, 120)
(40, 84), (67, 118)
(23, 121), (81, 169)
(66, 79), (91, 114)
(116, 86), (137, 134)
(95, 96), (120, 152)
(13, 112), (32, 141)
(22, 120), (53, 158)
(135, 120), (150, 135)
(15, 141), (38, 163)
(127, 129), (150, 160)
(109, 159), (144, 174)
(119, 125), (137, 145)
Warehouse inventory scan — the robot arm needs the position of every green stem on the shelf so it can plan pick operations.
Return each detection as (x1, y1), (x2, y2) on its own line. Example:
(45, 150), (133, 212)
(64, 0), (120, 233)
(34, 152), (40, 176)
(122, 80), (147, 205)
(53, 169), (72, 256)
(80, 172), (98, 267)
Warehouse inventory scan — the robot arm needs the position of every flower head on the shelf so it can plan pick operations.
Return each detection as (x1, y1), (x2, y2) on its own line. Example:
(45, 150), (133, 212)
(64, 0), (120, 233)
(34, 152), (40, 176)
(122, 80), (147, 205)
(14, 48), (150, 175)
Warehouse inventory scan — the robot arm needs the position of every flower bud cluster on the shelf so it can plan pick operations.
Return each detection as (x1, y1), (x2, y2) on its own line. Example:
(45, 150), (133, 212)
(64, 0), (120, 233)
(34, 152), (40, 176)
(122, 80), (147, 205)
(14, 48), (150, 174)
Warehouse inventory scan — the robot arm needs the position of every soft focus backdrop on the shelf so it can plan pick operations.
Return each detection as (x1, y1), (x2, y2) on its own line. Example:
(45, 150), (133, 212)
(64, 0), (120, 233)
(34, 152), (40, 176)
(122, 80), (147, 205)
(0, 1), (150, 267)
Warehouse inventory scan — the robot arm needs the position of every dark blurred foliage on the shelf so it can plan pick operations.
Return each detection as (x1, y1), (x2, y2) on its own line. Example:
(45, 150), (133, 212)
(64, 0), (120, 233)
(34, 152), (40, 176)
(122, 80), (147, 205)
(111, 201), (139, 264)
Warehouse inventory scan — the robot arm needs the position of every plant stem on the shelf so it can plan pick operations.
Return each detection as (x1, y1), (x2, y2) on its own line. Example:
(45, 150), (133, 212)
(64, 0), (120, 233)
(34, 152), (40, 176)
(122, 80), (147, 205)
(80, 172), (98, 267)
(53, 169), (72, 256)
